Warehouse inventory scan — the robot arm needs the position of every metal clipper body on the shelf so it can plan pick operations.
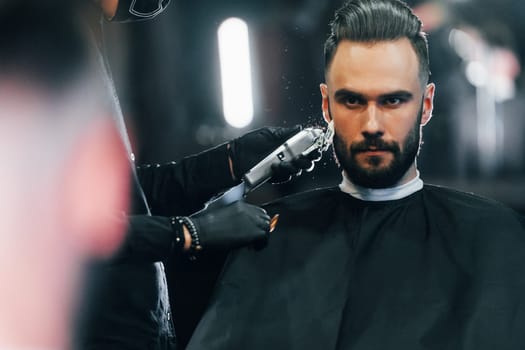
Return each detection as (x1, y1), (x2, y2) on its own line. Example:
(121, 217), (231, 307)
(243, 122), (334, 193)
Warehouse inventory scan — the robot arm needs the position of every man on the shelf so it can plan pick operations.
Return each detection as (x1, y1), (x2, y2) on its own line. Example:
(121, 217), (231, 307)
(186, 0), (525, 349)
(0, 3), (130, 349)
(76, 1), (320, 349)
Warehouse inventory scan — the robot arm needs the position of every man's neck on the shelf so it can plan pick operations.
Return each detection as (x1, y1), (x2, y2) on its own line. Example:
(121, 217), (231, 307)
(339, 168), (423, 201)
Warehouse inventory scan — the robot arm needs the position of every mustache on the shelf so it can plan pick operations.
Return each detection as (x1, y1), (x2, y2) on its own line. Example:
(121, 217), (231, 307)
(350, 137), (400, 153)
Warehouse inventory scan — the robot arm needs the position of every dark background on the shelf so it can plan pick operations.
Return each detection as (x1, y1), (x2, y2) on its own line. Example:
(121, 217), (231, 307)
(104, 0), (525, 214)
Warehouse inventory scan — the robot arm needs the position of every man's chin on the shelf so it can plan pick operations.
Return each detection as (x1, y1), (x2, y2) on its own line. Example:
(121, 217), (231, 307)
(361, 162), (391, 173)
(344, 164), (403, 189)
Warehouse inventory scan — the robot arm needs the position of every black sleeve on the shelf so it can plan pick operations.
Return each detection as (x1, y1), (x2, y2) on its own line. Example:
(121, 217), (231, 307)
(137, 143), (238, 217)
(109, 215), (183, 263)
(111, 143), (237, 263)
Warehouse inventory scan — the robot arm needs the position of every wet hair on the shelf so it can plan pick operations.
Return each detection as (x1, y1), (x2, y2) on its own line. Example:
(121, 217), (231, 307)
(324, 0), (430, 85)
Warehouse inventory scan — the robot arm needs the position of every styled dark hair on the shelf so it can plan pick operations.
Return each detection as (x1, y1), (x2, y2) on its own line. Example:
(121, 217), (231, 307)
(324, 0), (430, 85)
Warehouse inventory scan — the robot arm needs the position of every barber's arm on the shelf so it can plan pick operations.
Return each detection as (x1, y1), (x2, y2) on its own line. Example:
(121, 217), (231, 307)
(113, 126), (317, 262)
(110, 200), (270, 263)
(136, 143), (235, 217)
(137, 126), (319, 217)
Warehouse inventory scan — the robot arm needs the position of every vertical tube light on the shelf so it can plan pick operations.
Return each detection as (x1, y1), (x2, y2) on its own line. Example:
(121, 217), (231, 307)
(218, 18), (254, 128)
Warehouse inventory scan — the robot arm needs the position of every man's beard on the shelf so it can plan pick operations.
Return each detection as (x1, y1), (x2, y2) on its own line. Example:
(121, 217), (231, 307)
(333, 109), (422, 189)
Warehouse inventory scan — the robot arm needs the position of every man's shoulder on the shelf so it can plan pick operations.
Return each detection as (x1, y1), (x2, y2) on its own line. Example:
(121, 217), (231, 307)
(423, 184), (524, 228)
(424, 183), (512, 210)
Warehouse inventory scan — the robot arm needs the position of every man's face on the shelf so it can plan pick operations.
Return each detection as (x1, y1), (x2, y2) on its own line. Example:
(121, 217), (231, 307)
(321, 39), (435, 188)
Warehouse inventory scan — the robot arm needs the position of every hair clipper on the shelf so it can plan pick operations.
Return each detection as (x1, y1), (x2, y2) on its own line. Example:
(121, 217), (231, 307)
(243, 121), (334, 194)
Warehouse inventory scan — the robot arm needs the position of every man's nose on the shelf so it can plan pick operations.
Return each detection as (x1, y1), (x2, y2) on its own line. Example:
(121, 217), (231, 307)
(362, 104), (384, 137)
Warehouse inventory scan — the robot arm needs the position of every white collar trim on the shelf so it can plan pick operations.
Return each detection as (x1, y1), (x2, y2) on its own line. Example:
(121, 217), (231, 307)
(339, 170), (423, 201)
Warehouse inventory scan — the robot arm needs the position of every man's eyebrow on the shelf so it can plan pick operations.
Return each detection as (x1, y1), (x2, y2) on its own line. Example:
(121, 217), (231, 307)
(379, 91), (414, 100)
(333, 89), (414, 101)
(333, 89), (365, 100)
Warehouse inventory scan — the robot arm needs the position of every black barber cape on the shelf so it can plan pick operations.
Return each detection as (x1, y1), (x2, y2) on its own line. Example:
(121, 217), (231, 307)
(187, 185), (525, 350)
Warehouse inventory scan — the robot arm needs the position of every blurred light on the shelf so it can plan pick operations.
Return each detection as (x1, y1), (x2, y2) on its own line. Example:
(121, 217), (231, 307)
(492, 75), (515, 102)
(218, 18), (254, 129)
(465, 61), (487, 87)
(449, 28), (477, 61)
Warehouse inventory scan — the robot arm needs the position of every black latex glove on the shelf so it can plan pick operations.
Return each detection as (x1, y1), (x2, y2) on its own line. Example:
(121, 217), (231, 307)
(269, 149), (322, 184)
(229, 126), (321, 184)
(188, 200), (271, 250)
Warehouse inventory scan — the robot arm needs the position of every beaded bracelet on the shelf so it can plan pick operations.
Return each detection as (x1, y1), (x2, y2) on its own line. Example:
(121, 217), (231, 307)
(177, 216), (202, 261)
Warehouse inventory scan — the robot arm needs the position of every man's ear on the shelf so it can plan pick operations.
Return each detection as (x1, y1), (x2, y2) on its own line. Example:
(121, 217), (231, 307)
(320, 83), (331, 124)
(62, 118), (131, 258)
(421, 83), (435, 126)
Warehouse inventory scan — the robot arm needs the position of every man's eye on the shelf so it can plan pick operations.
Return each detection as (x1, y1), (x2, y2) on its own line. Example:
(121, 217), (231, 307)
(344, 96), (363, 106)
(383, 97), (403, 106)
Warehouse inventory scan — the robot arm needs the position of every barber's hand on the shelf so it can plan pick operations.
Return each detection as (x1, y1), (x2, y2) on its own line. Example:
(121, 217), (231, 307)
(188, 200), (271, 250)
(229, 126), (321, 184)
(269, 149), (322, 184)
